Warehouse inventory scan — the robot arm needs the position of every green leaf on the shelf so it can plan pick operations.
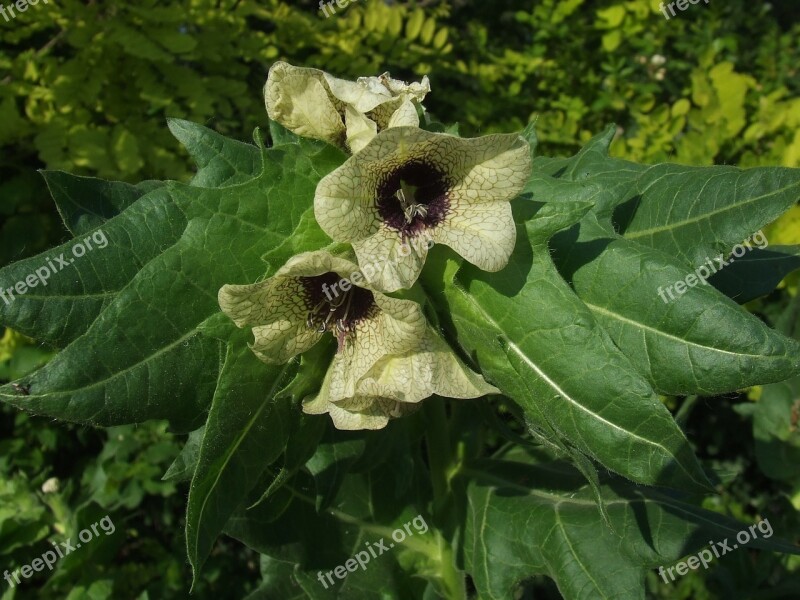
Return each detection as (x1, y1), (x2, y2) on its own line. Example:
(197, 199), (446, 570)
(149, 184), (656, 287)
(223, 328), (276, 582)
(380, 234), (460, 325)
(305, 430), (367, 512)
(619, 164), (800, 268)
(247, 342), (334, 510)
(534, 127), (800, 273)
(534, 131), (800, 396)
(423, 200), (712, 492)
(186, 328), (297, 579)
(708, 245), (800, 303)
(0, 122), (345, 433)
(532, 126), (645, 224)
(167, 118), (262, 188)
(268, 119), (304, 148)
(43, 171), (164, 236)
(226, 442), (441, 599)
(163, 426), (205, 483)
(243, 555), (307, 600)
(464, 458), (800, 600)
(0, 184), (189, 347)
(567, 237), (800, 395)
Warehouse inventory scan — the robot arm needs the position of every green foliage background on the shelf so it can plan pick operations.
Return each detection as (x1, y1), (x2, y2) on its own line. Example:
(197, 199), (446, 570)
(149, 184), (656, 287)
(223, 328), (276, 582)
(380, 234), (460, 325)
(1, 0), (798, 598)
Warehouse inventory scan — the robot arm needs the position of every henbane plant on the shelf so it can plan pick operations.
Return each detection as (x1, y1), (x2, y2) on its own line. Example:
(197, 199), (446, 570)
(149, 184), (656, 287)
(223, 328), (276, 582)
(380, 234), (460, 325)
(1, 61), (799, 599)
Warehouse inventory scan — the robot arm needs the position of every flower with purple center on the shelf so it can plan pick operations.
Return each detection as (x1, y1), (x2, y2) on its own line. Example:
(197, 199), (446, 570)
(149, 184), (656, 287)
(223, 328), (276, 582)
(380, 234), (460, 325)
(314, 126), (532, 292)
(218, 251), (497, 429)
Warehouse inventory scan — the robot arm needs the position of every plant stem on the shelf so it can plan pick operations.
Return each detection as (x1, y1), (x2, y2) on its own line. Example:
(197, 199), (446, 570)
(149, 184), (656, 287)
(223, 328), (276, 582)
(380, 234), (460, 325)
(435, 534), (467, 600)
(425, 396), (452, 512)
(424, 398), (467, 600)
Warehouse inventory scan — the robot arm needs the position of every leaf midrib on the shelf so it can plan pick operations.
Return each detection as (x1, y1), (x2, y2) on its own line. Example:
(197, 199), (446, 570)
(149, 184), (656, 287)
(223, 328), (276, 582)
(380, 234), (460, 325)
(624, 179), (800, 239)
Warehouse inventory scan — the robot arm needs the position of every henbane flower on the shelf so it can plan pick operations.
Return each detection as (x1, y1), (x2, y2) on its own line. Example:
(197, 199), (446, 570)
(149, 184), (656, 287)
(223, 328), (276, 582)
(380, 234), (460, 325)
(314, 126), (532, 292)
(218, 251), (424, 377)
(265, 61), (430, 154)
(218, 250), (497, 430)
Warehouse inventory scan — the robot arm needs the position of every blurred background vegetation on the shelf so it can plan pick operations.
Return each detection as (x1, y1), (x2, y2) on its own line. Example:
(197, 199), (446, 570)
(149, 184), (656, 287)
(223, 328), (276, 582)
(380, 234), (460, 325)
(1, 0), (798, 598)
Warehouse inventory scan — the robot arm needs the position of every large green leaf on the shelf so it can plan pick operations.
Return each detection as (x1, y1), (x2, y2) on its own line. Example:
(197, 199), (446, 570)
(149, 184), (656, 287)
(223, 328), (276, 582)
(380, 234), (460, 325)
(567, 236), (800, 395)
(186, 328), (297, 579)
(0, 183), (189, 347)
(534, 127), (800, 270)
(619, 164), (800, 268)
(44, 171), (164, 236)
(464, 456), (800, 600)
(225, 422), (444, 600)
(534, 128), (800, 396)
(167, 117), (262, 188)
(422, 200), (712, 492)
(0, 122), (345, 433)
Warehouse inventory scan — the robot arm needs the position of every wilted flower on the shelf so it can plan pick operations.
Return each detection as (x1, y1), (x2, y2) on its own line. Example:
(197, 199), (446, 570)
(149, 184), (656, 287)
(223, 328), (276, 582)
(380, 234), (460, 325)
(265, 61), (430, 153)
(314, 126), (532, 292)
(303, 327), (498, 430)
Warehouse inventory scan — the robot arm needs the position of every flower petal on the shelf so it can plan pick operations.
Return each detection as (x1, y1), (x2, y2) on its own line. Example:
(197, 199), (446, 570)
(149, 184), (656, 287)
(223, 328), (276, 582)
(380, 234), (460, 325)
(275, 251), (361, 282)
(356, 327), (499, 403)
(218, 278), (322, 364)
(303, 325), (494, 431)
(315, 127), (530, 248)
(303, 368), (419, 431)
(376, 73), (431, 101)
(265, 62), (431, 154)
(326, 292), (427, 401)
(385, 97), (421, 129)
(446, 134), (531, 204)
(218, 252), (366, 365)
(324, 72), (394, 114)
(352, 225), (431, 292)
(345, 105), (378, 155)
(265, 62), (345, 148)
(326, 72), (430, 114)
(432, 201), (516, 272)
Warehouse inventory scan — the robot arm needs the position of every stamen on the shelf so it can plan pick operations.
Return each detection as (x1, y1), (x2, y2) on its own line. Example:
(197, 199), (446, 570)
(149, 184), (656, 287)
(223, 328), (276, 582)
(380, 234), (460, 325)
(377, 160), (449, 234)
(321, 309), (335, 332)
(300, 274), (376, 351)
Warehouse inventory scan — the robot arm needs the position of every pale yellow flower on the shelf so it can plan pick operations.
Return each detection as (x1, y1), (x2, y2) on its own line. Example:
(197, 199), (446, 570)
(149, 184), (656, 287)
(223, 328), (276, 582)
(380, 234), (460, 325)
(265, 61), (430, 153)
(218, 252), (425, 386)
(219, 250), (497, 430)
(314, 126), (532, 292)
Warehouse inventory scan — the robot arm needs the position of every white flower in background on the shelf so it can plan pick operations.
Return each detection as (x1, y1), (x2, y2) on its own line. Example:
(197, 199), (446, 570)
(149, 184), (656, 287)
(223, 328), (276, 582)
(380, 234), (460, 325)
(41, 477), (60, 494)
